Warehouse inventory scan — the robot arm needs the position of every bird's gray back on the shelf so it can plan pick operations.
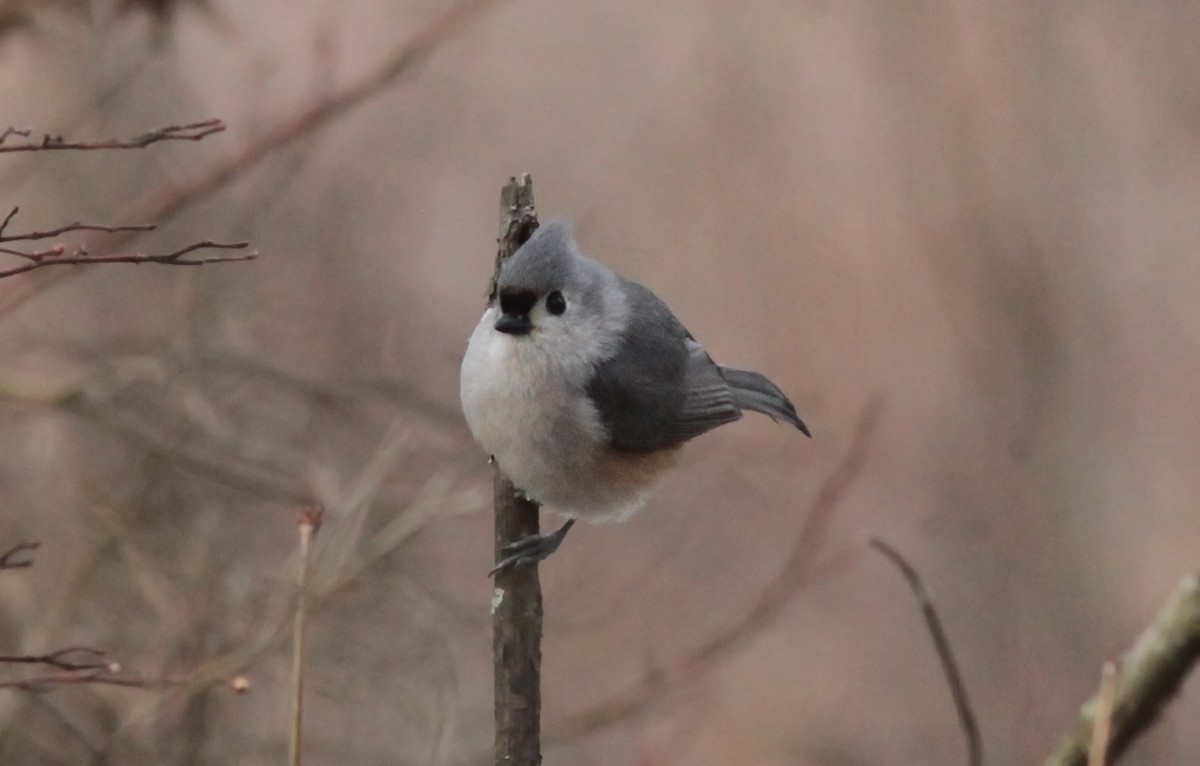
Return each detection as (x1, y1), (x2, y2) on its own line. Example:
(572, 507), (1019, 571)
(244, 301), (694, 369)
(586, 280), (741, 452)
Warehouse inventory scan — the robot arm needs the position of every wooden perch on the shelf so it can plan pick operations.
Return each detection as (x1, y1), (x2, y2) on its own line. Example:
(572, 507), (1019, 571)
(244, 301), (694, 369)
(491, 174), (544, 766)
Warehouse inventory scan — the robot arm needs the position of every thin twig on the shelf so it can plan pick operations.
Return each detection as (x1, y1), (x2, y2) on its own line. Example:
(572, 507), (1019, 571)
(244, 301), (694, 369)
(290, 509), (322, 766)
(546, 398), (882, 743)
(0, 240), (254, 279)
(1044, 573), (1200, 766)
(0, 208), (156, 242)
(0, 207), (20, 237)
(0, 647), (110, 672)
(0, 127), (32, 144)
(869, 536), (982, 766)
(1088, 662), (1120, 766)
(0, 119), (225, 153)
(0, 649), (250, 695)
(0, 651), (250, 694)
(0, 541), (39, 570)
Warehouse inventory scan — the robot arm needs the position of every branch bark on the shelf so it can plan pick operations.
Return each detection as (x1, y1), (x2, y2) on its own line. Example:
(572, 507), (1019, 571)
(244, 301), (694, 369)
(491, 174), (543, 766)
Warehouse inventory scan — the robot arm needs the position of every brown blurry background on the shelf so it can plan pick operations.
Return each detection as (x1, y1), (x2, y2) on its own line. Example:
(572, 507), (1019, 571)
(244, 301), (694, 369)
(1, 1), (1198, 764)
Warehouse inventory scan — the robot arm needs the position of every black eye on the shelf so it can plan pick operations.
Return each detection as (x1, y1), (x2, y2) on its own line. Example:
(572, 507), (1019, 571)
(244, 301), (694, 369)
(545, 290), (566, 316)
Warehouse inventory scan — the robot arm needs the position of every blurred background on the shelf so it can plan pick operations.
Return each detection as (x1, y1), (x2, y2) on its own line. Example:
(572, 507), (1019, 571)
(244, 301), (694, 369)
(1, 1), (1198, 764)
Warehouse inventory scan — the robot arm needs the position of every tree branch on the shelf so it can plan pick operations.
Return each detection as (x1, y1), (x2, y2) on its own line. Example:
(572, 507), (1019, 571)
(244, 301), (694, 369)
(0, 647), (250, 694)
(0, 647), (110, 672)
(0, 239), (254, 279)
(0, 119), (225, 153)
(0, 207), (156, 242)
(1044, 573), (1200, 766)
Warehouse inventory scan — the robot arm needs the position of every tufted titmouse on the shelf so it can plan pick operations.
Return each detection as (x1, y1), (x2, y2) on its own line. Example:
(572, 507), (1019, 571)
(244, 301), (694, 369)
(460, 220), (809, 573)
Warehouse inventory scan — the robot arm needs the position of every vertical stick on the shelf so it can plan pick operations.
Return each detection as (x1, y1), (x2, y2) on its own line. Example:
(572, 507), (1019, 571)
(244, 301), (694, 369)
(290, 510), (320, 766)
(1087, 662), (1120, 766)
(491, 174), (543, 766)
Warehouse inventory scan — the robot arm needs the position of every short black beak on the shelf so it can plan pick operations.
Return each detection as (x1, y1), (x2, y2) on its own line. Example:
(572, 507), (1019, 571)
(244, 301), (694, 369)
(495, 313), (533, 335)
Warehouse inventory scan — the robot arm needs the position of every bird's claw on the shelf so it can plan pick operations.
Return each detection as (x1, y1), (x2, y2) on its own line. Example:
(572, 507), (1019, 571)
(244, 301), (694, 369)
(488, 519), (575, 576)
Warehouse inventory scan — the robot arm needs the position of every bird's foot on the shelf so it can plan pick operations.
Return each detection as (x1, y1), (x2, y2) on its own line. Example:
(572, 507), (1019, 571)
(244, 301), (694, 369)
(489, 519), (576, 576)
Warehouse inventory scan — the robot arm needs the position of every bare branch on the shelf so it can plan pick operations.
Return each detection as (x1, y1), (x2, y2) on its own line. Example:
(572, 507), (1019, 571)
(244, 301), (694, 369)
(0, 648), (250, 694)
(0, 240), (255, 279)
(1044, 573), (1200, 766)
(0, 647), (110, 672)
(546, 397), (882, 743)
(869, 536), (982, 766)
(0, 541), (39, 570)
(0, 207), (156, 243)
(0, 119), (225, 153)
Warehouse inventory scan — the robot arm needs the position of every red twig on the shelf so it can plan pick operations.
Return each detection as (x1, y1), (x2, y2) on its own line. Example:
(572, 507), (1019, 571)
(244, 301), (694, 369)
(0, 119), (225, 153)
(0, 541), (39, 570)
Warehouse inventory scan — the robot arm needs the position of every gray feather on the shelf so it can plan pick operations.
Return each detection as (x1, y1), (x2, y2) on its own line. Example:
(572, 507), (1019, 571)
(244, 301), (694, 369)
(585, 268), (811, 450)
(586, 280), (742, 452)
(718, 367), (811, 436)
(497, 220), (579, 296)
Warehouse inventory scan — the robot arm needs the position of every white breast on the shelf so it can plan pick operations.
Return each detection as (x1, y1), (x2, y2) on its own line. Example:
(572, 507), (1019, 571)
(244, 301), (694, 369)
(459, 306), (671, 521)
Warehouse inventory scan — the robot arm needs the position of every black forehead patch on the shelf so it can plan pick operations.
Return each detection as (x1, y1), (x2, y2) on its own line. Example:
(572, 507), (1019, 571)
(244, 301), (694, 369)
(499, 288), (538, 316)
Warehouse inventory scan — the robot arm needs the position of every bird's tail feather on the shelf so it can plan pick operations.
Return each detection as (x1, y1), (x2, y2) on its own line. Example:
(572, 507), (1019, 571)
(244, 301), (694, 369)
(719, 367), (811, 437)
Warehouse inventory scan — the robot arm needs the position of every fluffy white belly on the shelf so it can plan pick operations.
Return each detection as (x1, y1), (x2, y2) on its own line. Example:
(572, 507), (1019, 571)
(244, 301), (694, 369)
(460, 311), (675, 521)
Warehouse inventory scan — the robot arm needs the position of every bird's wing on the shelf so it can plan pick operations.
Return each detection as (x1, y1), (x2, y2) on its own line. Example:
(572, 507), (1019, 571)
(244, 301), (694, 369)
(671, 337), (744, 440)
(586, 281), (742, 453)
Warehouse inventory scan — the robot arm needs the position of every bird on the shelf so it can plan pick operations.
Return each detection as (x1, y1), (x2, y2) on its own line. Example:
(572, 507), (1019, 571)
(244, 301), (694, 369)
(460, 220), (809, 574)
